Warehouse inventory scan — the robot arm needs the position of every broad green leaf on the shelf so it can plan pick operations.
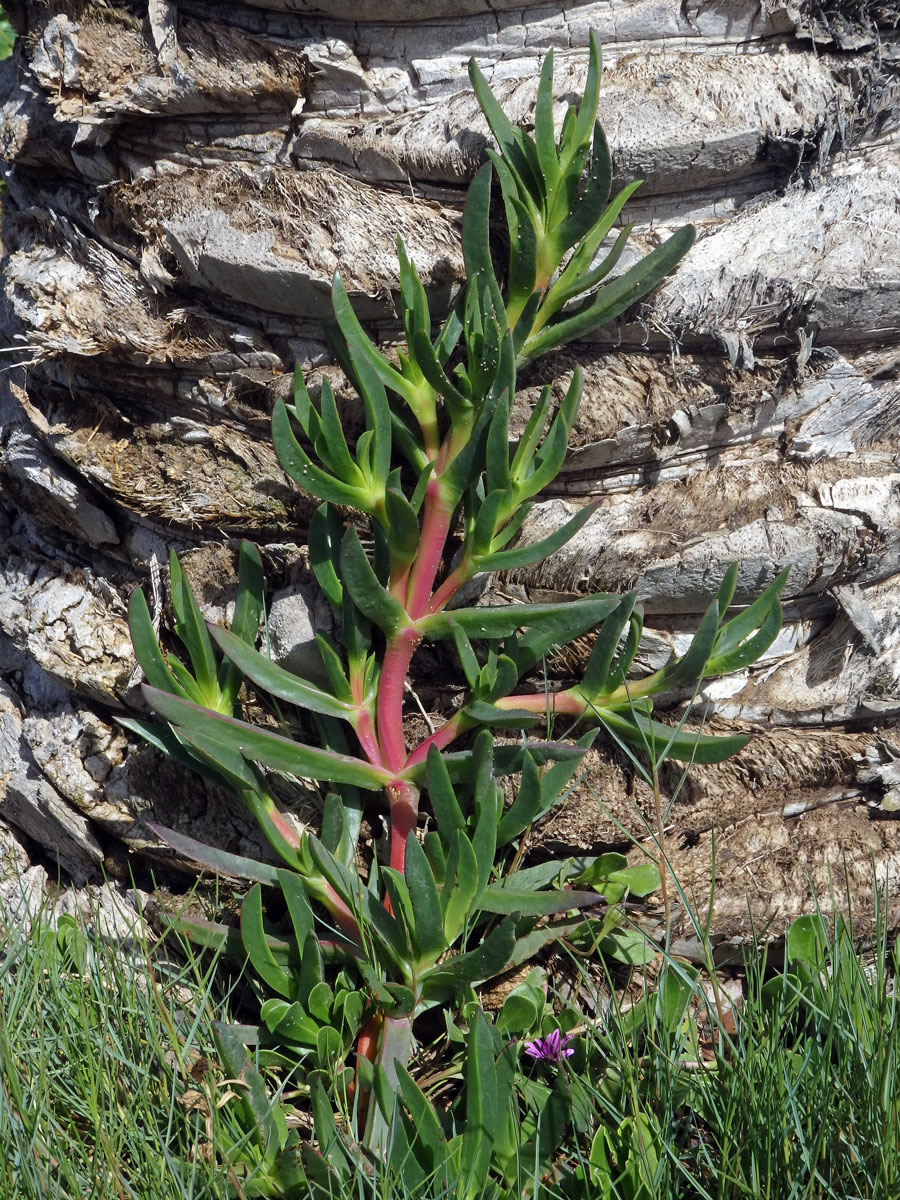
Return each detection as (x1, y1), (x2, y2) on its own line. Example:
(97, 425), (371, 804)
(607, 862), (661, 898)
(260, 998), (319, 1046)
(497, 988), (542, 1037)
(272, 398), (370, 509)
(716, 562), (740, 616)
(786, 913), (828, 968)
(656, 964), (699, 1034)
(142, 685), (392, 789)
(382, 868), (417, 949)
(600, 927), (655, 966)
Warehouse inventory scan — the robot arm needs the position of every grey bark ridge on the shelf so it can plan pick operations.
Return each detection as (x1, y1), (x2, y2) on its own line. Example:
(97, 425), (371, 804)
(0, 0), (898, 939)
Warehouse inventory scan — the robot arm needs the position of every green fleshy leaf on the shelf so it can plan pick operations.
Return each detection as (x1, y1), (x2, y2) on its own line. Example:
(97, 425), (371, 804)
(508, 592), (622, 676)
(553, 120), (613, 254)
(480, 500), (599, 572)
(706, 566), (789, 673)
(460, 1009), (497, 1191)
(426, 743), (468, 843)
(147, 822), (279, 885)
(419, 592), (619, 643)
(521, 224), (696, 364)
(213, 1022), (289, 1158)
(207, 623), (358, 720)
(127, 587), (187, 699)
(218, 541), (265, 707)
(598, 708), (751, 765)
(308, 503), (344, 611)
(476, 883), (600, 917)
(272, 398), (370, 509)
(461, 162), (504, 315)
(142, 686), (392, 789)
(582, 595), (637, 694)
(405, 834), (446, 963)
(339, 527), (410, 638)
(495, 752), (542, 845)
(169, 553), (220, 706)
(330, 272), (420, 409)
(441, 829), (481, 943)
(384, 487), (420, 568)
(241, 884), (295, 999)
(315, 374), (361, 484)
(276, 869), (315, 950)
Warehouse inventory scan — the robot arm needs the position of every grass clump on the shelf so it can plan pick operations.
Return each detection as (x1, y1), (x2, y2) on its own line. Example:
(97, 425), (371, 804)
(0, 898), (246, 1200)
(1, 882), (897, 1200)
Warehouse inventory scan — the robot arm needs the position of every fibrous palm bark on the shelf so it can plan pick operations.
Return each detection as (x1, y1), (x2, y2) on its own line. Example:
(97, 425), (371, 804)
(0, 0), (898, 948)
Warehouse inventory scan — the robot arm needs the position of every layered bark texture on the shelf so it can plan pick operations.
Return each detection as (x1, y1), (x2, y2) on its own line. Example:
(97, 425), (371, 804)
(0, 0), (898, 943)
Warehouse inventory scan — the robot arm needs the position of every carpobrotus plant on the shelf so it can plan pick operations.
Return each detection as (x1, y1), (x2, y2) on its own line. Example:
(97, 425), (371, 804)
(127, 34), (788, 1195)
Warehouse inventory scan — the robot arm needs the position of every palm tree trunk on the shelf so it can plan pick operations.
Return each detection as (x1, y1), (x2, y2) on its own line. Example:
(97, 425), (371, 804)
(0, 0), (898, 943)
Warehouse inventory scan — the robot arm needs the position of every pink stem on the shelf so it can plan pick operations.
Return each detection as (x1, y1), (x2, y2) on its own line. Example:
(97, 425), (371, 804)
(354, 709), (383, 769)
(377, 629), (421, 772)
(321, 885), (364, 945)
(406, 477), (454, 620)
(387, 781), (419, 873)
(494, 689), (587, 719)
(405, 711), (471, 769)
(428, 558), (471, 615)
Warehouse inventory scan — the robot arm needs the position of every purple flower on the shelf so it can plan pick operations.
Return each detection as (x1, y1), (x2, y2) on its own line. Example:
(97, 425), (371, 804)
(523, 1029), (575, 1062)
